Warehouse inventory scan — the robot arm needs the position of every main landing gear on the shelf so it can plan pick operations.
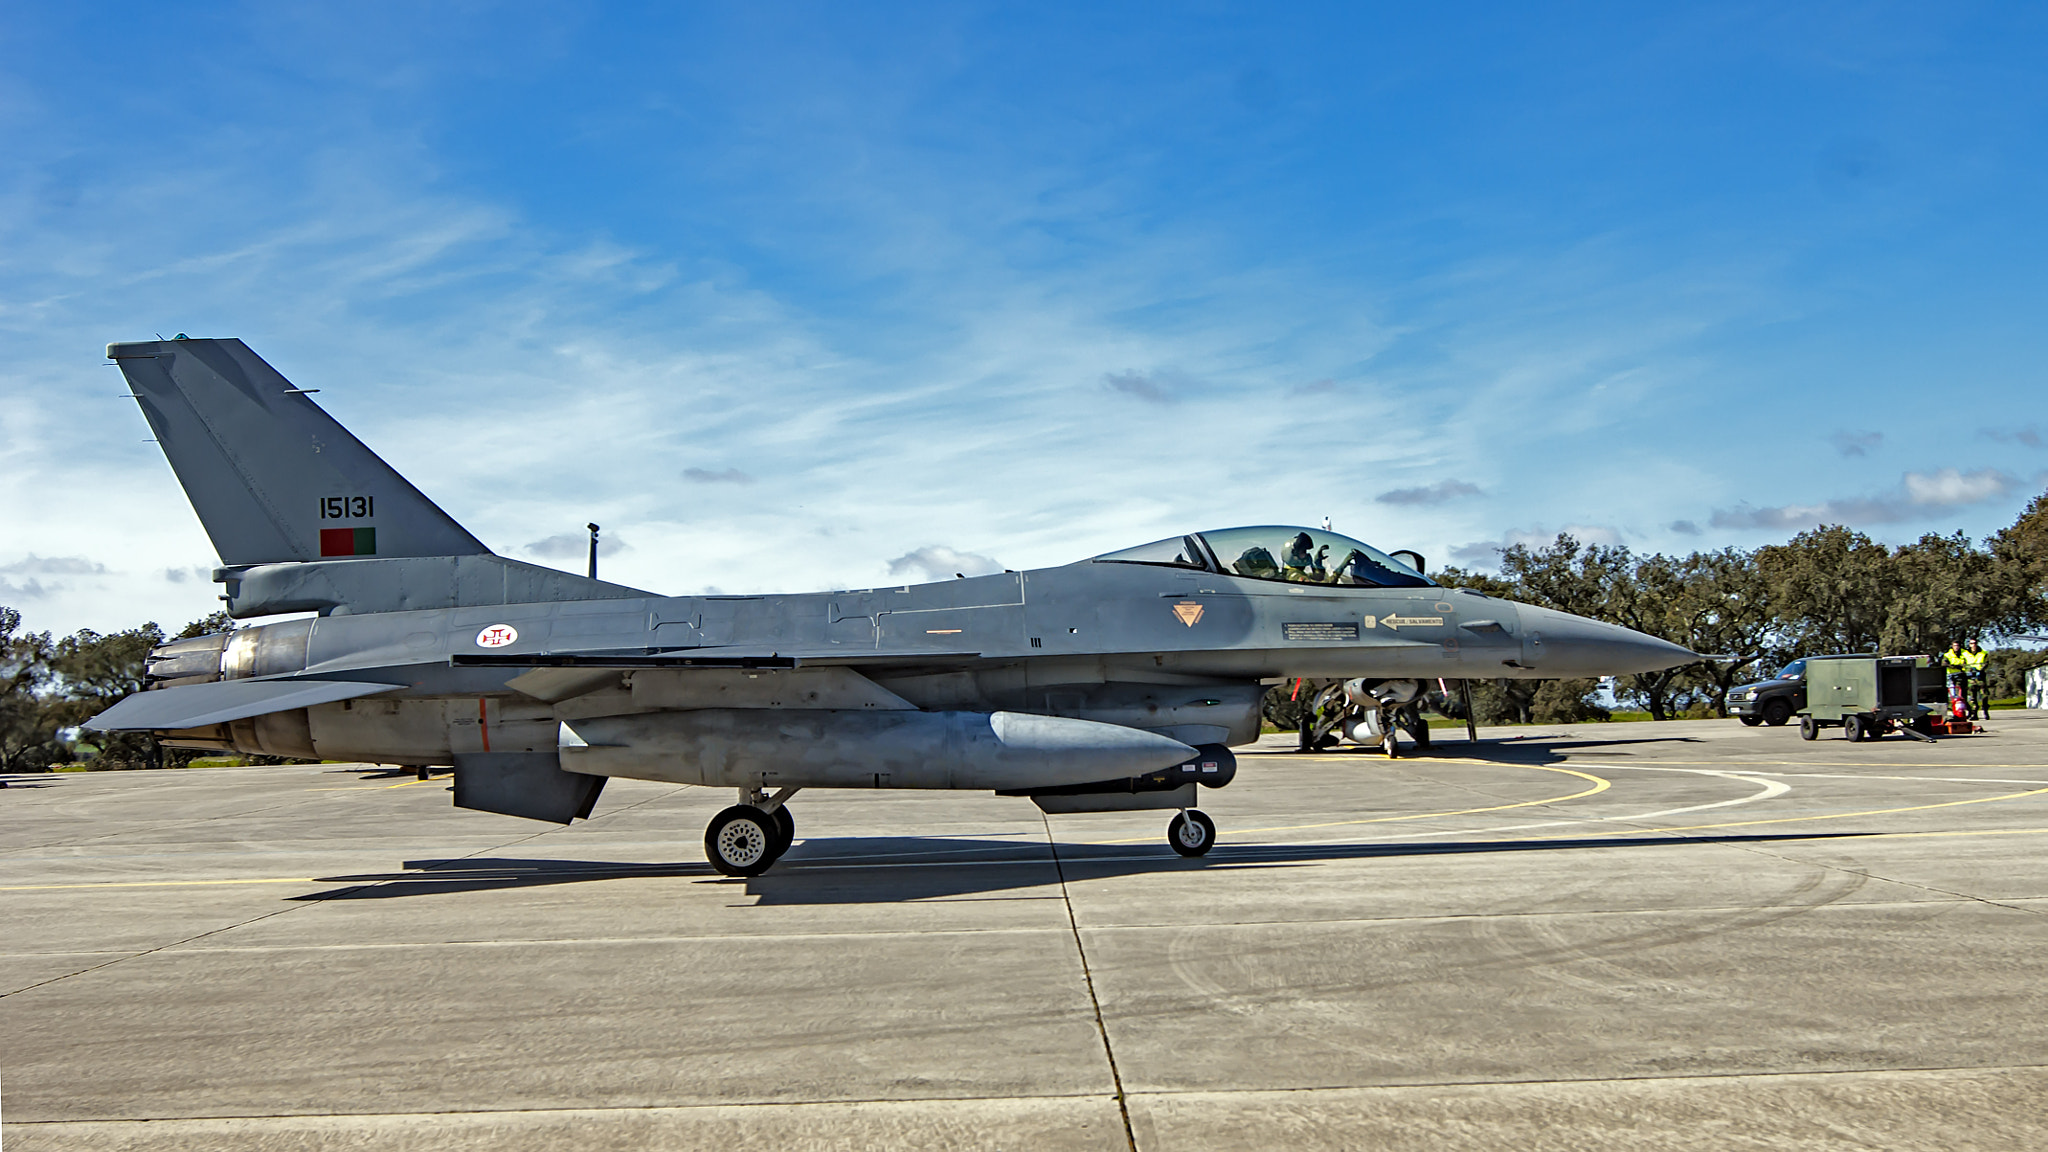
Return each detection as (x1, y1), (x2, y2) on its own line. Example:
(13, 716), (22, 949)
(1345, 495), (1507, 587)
(1168, 809), (1216, 857)
(704, 787), (801, 877)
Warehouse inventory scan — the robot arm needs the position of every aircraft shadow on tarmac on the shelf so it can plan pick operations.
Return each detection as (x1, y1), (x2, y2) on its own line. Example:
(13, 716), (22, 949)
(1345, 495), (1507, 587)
(1281, 735), (1707, 766)
(290, 829), (1870, 905)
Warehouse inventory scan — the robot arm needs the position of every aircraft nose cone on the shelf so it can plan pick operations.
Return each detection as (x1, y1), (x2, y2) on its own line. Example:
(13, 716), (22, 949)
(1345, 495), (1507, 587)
(1513, 604), (1698, 676)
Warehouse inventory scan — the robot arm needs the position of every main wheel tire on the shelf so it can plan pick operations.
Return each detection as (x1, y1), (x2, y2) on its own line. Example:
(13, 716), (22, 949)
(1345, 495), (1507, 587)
(1761, 699), (1793, 727)
(1297, 712), (1313, 752)
(705, 805), (780, 877)
(1799, 716), (1818, 741)
(769, 805), (796, 859)
(1844, 715), (1865, 743)
(1740, 715), (1763, 727)
(1381, 731), (1399, 759)
(1168, 810), (1216, 857)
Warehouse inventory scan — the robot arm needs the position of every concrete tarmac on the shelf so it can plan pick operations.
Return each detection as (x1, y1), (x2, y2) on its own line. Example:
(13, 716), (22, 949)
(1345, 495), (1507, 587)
(5, 714), (2048, 1150)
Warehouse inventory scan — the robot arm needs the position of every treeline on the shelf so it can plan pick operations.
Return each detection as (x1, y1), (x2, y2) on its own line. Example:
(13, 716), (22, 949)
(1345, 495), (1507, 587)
(1, 608), (234, 771)
(1433, 490), (2048, 724)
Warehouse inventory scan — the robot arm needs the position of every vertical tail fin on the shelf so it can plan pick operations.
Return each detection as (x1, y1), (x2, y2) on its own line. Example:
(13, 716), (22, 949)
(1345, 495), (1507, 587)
(110, 338), (491, 566)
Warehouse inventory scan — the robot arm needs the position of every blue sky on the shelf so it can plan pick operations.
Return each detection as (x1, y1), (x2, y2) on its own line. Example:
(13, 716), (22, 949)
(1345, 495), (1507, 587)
(3, 3), (2046, 635)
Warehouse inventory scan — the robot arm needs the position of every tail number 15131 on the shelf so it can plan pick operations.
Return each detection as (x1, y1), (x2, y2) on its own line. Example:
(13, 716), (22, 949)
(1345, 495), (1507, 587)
(321, 496), (374, 519)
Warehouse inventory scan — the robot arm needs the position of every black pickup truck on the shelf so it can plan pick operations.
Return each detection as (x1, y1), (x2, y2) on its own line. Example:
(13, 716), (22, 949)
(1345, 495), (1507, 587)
(1728, 659), (1808, 726)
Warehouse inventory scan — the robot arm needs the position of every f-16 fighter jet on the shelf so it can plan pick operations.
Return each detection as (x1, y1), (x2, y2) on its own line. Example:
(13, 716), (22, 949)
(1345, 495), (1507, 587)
(90, 338), (1696, 875)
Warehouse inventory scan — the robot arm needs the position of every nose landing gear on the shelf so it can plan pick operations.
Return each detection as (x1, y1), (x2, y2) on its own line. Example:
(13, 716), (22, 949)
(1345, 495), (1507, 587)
(1168, 809), (1216, 856)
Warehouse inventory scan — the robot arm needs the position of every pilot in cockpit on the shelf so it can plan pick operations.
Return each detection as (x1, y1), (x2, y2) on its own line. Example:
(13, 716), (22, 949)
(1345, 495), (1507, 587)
(1283, 532), (1330, 583)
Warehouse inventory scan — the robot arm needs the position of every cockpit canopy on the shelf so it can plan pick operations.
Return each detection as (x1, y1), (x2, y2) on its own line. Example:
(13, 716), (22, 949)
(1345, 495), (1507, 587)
(1092, 526), (1434, 588)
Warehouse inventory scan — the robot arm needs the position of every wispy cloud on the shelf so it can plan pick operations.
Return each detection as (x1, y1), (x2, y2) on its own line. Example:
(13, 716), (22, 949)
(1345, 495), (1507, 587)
(1103, 370), (1176, 403)
(886, 545), (1003, 582)
(0, 578), (57, 600)
(1829, 430), (1882, 457)
(683, 467), (755, 484)
(0, 555), (106, 575)
(523, 532), (628, 559)
(1984, 425), (2043, 448)
(1376, 479), (1482, 506)
(1709, 468), (2024, 530)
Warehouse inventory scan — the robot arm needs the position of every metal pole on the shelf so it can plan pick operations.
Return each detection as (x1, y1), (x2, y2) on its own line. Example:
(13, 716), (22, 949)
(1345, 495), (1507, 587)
(587, 523), (600, 580)
(1461, 680), (1478, 744)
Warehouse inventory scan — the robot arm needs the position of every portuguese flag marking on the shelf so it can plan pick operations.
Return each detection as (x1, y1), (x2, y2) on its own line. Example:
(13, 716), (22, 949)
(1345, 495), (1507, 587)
(320, 527), (376, 557)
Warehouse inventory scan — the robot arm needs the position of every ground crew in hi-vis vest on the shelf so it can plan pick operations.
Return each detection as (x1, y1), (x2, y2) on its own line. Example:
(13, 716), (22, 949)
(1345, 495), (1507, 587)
(1943, 642), (1973, 719)
(1964, 639), (1990, 719)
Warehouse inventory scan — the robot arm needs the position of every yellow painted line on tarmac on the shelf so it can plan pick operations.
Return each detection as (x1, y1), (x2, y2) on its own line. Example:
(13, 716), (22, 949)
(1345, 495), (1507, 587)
(1087, 764), (1612, 844)
(1259, 752), (2048, 772)
(1588, 760), (2048, 771)
(1850, 826), (2048, 842)
(0, 877), (319, 892)
(1526, 783), (2048, 841)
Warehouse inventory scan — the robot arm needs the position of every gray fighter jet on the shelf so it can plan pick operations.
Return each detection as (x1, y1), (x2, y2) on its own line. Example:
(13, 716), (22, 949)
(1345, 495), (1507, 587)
(89, 338), (1696, 875)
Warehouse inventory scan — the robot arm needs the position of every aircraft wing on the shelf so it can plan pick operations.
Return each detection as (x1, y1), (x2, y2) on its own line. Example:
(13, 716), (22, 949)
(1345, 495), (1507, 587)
(452, 649), (983, 672)
(456, 650), (984, 704)
(87, 678), (404, 731)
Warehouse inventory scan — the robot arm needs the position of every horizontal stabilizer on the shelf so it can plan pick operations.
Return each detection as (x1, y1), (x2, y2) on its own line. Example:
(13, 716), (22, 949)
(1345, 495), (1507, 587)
(88, 679), (401, 731)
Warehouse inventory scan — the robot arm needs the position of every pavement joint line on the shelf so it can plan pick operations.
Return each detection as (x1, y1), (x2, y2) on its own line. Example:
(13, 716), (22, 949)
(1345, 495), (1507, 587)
(14, 1062), (2048, 1128)
(0, 793), (342, 858)
(63, 894), (2037, 957)
(33, 925), (1091, 956)
(1039, 810), (1137, 1152)
(0, 877), (321, 891)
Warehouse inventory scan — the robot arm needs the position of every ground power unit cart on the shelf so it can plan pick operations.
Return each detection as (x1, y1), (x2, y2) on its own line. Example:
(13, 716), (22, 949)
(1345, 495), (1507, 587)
(1797, 654), (1948, 743)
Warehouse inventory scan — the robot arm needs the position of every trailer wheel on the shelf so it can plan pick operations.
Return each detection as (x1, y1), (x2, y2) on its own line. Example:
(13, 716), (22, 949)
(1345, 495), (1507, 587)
(1798, 716), (1818, 741)
(1844, 714), (1866, 742)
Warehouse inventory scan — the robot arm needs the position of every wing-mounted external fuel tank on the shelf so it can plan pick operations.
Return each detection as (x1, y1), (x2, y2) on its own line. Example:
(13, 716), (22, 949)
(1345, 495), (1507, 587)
(556, 709), (1197, 791)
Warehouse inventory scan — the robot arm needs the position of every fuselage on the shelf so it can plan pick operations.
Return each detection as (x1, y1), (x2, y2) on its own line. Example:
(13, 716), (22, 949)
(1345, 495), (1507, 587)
(151, 554), (1693, 767)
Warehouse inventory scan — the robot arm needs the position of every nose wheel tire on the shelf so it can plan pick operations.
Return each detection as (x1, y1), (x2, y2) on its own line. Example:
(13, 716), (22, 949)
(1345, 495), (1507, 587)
(1168, 810), (1216, 857)
(705, 805), (781, 877)
(770, 805), (796, 859)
